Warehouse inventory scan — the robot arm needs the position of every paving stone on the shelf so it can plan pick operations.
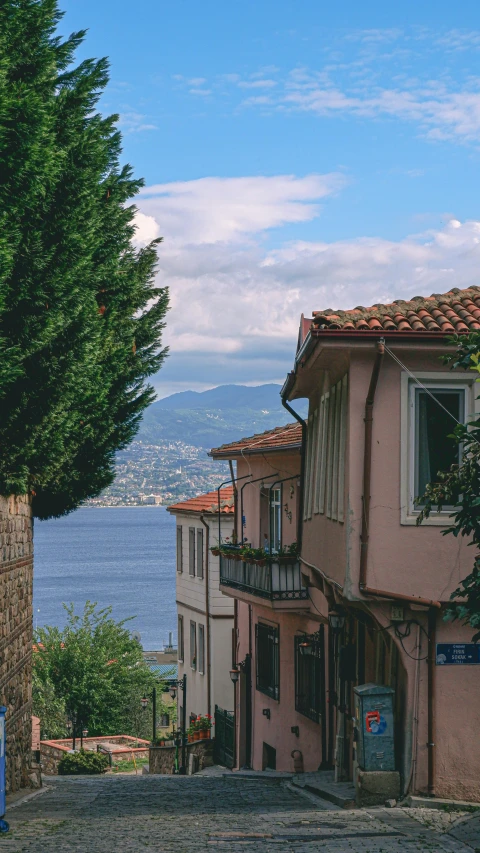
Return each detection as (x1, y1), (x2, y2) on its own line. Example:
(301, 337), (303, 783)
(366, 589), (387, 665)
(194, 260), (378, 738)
(0, 775), (477, 852)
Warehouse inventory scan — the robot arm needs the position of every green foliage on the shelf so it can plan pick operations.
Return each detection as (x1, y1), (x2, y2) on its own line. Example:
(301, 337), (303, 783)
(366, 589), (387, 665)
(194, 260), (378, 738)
(418, 332), (480, 639)
(33, 601), (161, 736)
(32, 665), (67, 740)
(0, 0), (168, 519)
(58, 748), (109, 775)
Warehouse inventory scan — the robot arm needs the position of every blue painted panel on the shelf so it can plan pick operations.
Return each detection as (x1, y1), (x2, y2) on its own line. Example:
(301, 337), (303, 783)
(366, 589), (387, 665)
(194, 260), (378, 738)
(436, 643), (480, 665)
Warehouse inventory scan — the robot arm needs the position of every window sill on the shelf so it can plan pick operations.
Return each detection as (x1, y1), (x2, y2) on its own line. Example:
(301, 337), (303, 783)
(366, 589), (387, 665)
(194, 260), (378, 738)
(256, 685), (279, 702)
(401, 512), (454, 527)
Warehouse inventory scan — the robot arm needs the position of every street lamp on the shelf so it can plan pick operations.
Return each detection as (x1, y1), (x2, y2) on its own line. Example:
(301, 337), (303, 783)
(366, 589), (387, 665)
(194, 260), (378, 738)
(168, 675), (187, 774)
(328, 611), (345, 633)
(140, 688), (158, 742)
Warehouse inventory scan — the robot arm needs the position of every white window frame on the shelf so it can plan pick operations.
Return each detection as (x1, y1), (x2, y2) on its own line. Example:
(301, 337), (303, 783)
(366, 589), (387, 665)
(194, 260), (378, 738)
(270, 487), (282, 552)
(198, 624), (205, 674)
(400, 371), (475, 525)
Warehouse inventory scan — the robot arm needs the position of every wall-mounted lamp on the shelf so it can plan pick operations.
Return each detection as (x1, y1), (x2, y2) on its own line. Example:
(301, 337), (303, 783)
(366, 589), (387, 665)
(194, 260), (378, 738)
(229, 668), (240, 684)
(290, 726), (299, 737)
(262, 708), (271, 720)
(328, 610), (346, 633)
(298, 641), (313, 656)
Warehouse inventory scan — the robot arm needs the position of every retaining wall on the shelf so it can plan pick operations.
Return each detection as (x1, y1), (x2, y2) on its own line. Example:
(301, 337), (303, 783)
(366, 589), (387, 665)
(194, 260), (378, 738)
(0, 495), (34, 792)
(149, 739), (214, 774)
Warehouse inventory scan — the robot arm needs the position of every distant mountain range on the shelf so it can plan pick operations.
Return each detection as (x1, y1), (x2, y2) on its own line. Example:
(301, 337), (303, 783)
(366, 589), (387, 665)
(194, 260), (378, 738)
(89, 385), (307, 506)
(138, 384), (307, 449)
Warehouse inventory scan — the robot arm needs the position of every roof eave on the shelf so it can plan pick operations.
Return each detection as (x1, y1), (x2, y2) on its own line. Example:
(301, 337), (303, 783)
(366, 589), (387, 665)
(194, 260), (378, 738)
(310, 328), (451, 341)
(209, 441), (302, 460)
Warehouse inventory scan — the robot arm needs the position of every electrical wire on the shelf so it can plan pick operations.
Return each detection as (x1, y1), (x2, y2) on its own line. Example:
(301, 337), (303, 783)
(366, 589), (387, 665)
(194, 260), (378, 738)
(384, 343), (480, 447)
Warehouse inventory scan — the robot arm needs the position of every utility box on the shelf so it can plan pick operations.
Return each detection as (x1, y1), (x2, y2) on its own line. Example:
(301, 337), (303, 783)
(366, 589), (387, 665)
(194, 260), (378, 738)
(354, 684), (395, 772)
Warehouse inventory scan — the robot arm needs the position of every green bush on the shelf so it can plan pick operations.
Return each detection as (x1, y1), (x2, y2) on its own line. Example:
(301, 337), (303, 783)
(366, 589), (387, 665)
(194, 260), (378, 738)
(58, 749), (109, 775)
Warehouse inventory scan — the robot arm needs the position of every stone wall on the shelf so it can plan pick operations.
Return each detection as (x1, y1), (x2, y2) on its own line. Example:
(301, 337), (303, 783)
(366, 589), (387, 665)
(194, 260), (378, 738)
(149, 739), (214, 775)
(0, 495), (34, 792)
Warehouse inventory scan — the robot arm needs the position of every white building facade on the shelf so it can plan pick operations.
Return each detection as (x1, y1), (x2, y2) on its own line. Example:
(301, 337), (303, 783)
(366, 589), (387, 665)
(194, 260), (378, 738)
(168, 488), (235, 729)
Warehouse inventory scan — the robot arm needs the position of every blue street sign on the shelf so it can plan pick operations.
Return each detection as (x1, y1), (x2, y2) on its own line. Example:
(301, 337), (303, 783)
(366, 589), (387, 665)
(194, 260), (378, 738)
(436, 643), (480, 665)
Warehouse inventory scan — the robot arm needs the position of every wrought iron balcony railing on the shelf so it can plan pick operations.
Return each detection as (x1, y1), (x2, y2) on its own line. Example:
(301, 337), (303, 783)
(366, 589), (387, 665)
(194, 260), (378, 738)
(219, 554), (308, 601)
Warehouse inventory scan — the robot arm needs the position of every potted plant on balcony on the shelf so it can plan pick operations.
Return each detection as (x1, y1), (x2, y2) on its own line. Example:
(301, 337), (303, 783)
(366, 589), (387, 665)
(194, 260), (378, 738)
(187, 725), (195, 743)
(274, 542), (298, 563)
(193, 716), (202, 740)
(198, 715), (213, 740)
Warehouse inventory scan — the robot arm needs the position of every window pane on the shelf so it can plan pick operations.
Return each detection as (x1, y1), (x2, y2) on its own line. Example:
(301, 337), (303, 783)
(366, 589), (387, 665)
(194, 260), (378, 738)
(196, 529), (204, 579)
(176, 527), (183, 572)
(198, 624), (205, 674)
(178, 615), (184, 661)
(415, 389), (463, 502)
(295, 635), (322, 723)
(190, 621), (196, 669)
(256, 623), (279, 700)
(270, 488), (281, 552)
(189, 528), (195, 576)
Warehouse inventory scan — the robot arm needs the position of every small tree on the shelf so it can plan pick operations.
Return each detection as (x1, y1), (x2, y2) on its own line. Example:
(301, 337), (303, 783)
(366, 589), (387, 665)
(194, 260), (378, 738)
(419, 333), (480, 639)
(33, 602), (162, 737)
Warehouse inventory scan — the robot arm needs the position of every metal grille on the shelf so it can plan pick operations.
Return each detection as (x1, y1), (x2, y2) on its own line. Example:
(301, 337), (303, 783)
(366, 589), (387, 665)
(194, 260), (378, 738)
(220, 556), (308, 601)
(295, 633), (323, 723)
(256, 622), (279, 700)
(213, 705), (234, 768)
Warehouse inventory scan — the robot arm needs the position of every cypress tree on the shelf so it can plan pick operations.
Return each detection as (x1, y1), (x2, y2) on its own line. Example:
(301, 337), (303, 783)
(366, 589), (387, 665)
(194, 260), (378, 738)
(0, 0), (168, 518)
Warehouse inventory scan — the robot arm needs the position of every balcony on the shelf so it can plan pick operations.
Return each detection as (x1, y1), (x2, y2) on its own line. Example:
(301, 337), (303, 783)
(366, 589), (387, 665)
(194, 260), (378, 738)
(219, 554), (309, 607)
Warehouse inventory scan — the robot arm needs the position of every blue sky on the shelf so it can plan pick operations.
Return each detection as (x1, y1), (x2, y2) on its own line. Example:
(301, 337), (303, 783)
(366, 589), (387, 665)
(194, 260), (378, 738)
(62, 1), (480, 396)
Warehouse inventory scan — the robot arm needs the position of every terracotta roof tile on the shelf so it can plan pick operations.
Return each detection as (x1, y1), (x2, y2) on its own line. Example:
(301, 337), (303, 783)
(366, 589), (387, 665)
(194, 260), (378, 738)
(311, 286), (480, 335)
(210, 422), (302, 458)
(167, 487), (234, 516)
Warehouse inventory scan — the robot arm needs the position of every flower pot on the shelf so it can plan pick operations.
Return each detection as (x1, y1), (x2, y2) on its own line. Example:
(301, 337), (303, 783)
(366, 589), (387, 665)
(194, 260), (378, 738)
(188, 734), (194, 743)
(211, 548), (220, 556)
(255, 559), (266, 566)
(194, 730), (200, 741)
(199, 730), (209, 740)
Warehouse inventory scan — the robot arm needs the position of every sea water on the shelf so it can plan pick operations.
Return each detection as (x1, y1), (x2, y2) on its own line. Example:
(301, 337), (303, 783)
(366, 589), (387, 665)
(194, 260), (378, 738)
(33, 506), (176, 650)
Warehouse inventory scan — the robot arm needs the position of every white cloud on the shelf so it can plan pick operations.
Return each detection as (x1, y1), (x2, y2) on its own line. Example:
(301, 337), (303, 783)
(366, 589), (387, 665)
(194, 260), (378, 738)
(118, 111), (157, 133)
(277, 75), (480, 142)
(136, 175), (480, 390)
(137, 173), (346, 244)
(238, 79), (278, 89)
(133, 212), (161, 247)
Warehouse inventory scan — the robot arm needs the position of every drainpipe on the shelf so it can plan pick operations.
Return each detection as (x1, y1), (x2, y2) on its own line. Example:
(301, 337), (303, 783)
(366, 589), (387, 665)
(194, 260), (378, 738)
(358, 339), (441, 610)
(427, 608), (436, 797)
(281, 396), (306, 551)
(200, 515), (212, 721)
(358, 338), (440, 799)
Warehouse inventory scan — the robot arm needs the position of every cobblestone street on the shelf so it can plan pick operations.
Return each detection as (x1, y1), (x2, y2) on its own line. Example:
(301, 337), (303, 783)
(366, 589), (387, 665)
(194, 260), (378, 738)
(2, 775), (480, 852)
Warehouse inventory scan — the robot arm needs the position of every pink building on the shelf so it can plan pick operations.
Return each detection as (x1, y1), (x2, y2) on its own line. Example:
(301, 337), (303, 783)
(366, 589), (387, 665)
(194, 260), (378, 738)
(210, 286), (480, 803)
